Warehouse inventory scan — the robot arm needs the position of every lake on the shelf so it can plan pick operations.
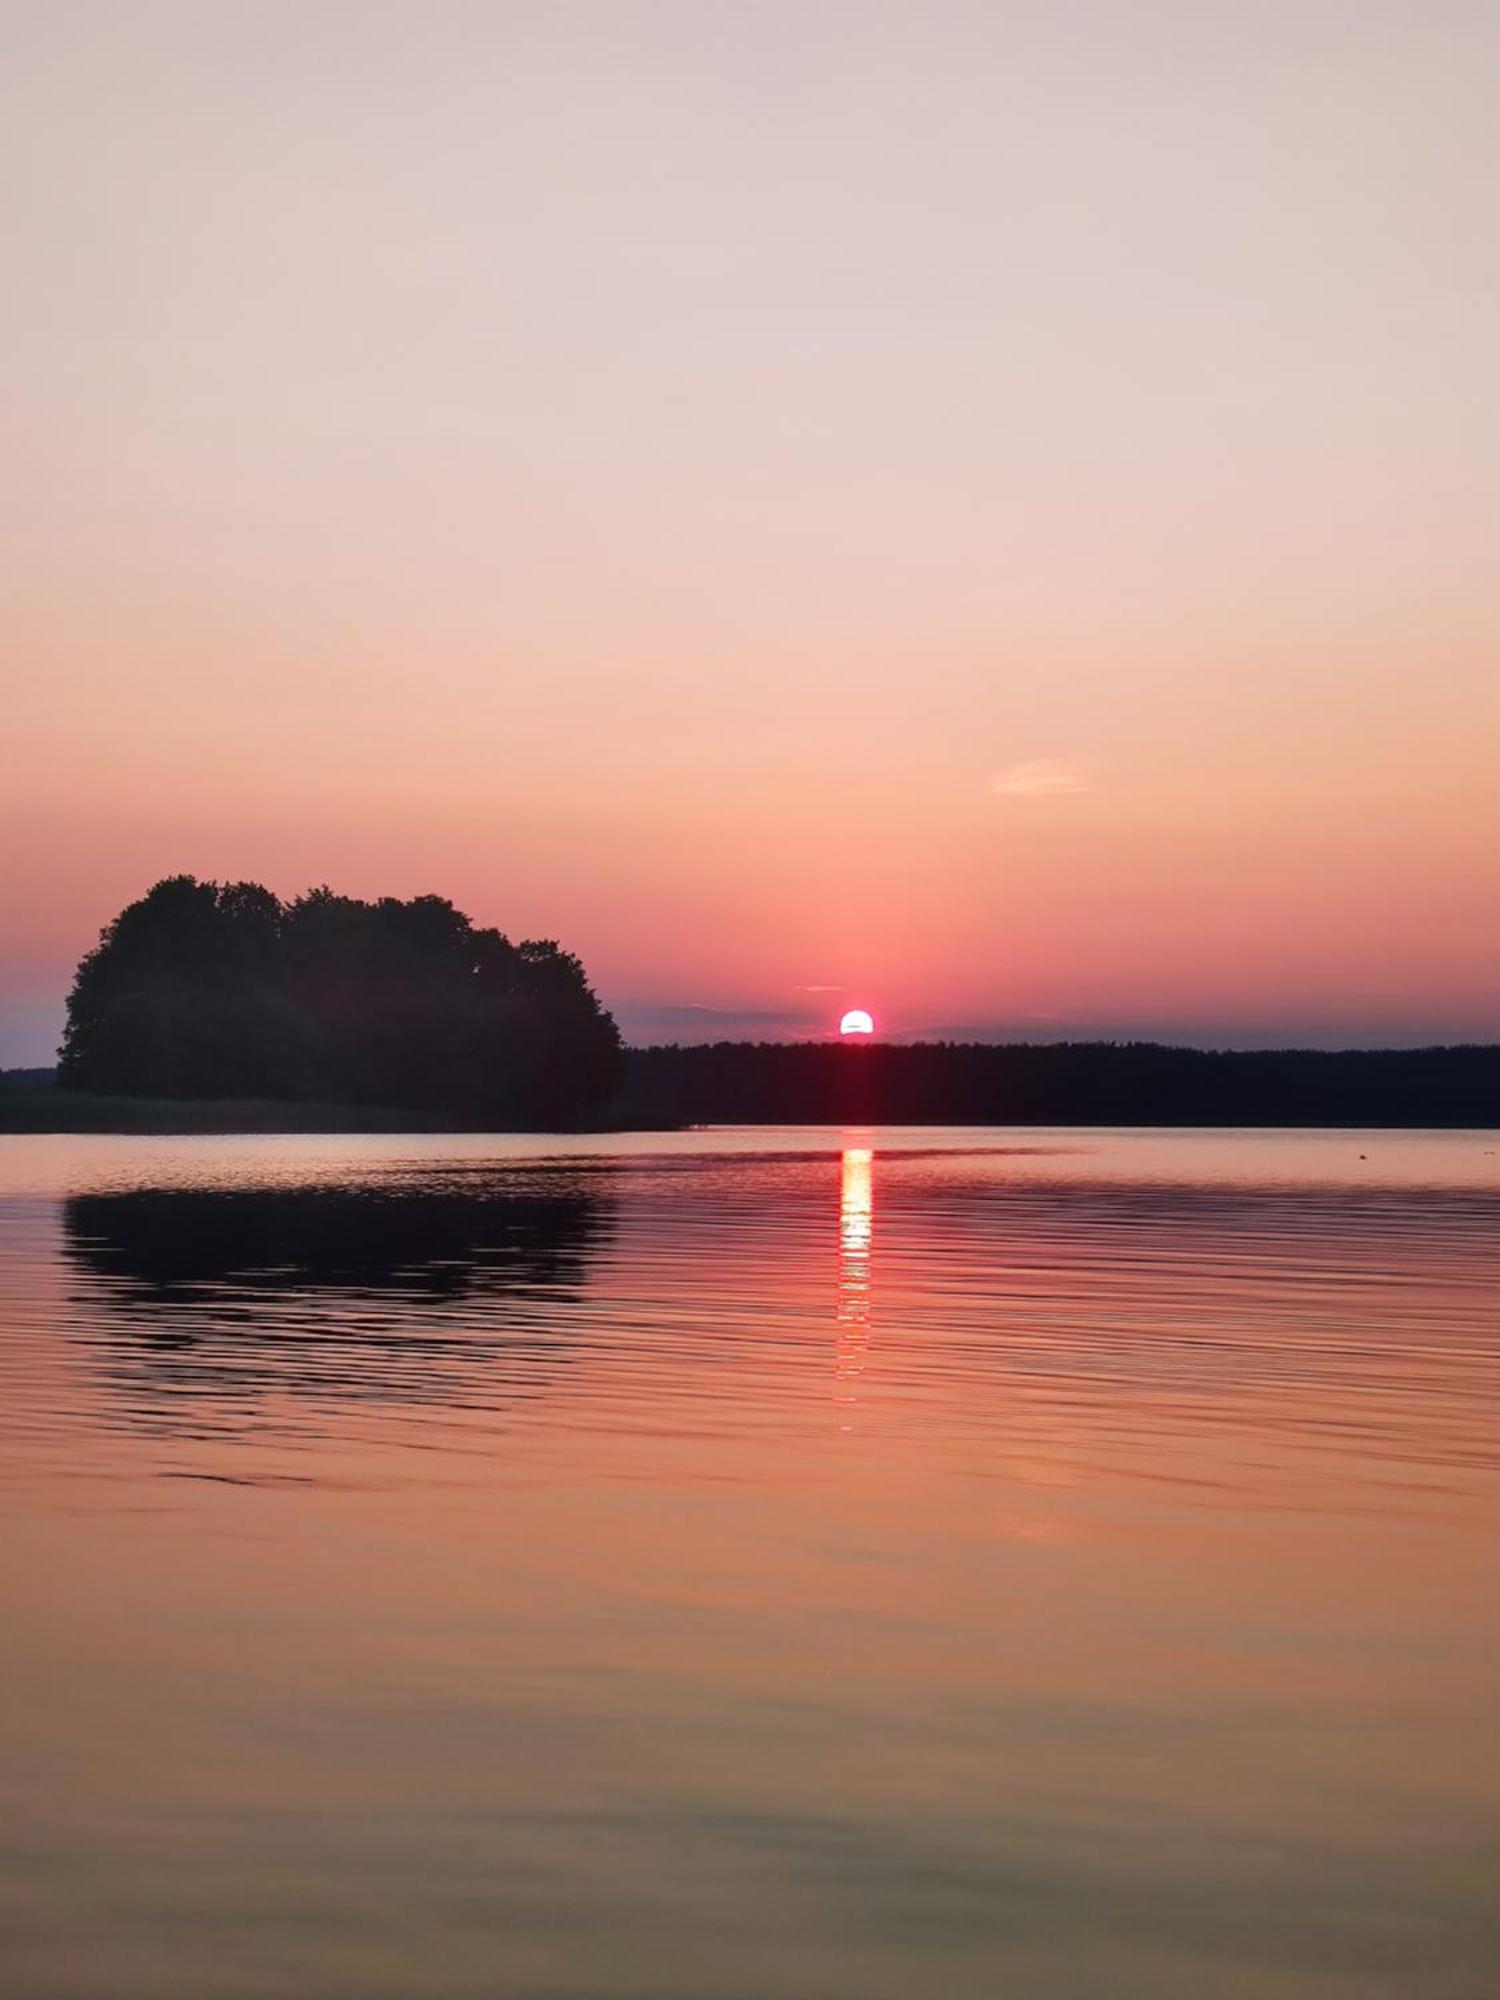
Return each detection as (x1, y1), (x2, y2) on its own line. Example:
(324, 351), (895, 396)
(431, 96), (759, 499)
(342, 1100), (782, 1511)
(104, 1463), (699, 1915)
(1, 1127), (1496, 1999)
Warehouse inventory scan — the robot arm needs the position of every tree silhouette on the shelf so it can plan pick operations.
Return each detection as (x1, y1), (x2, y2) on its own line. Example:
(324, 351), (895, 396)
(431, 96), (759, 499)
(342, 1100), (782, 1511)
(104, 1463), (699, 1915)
(613, 1038), (1500, 1127)
(59, 877), (622, 1124)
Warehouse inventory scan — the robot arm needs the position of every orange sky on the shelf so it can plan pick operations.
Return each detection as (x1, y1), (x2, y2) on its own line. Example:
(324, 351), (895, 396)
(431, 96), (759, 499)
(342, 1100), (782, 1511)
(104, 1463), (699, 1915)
(3, 3), (1497, 1060)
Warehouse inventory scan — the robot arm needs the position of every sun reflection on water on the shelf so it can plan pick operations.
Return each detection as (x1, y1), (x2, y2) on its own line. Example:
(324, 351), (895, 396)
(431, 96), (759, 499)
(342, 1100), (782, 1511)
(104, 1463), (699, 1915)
(835, 1144), (873, 1421)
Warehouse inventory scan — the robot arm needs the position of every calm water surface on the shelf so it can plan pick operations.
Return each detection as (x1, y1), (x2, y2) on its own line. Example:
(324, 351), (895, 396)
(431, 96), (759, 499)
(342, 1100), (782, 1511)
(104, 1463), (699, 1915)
(1, 1127), (1496, 1999)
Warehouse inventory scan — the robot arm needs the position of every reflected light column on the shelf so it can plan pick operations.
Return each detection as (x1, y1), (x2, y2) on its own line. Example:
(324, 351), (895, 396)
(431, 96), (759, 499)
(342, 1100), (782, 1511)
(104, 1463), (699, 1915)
(835, 1145), (873, 1423)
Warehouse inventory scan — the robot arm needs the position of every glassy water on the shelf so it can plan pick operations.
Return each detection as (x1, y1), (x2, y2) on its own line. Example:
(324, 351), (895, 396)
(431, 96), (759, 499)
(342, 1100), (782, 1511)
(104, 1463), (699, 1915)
(1, 1128), (1496, 2000)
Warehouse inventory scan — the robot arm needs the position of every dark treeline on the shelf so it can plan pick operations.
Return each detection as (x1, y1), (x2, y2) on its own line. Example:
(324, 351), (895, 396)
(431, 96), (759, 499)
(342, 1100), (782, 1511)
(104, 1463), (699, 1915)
(59, 876), (621, 1126)
(617, 1040), (1500, 1128)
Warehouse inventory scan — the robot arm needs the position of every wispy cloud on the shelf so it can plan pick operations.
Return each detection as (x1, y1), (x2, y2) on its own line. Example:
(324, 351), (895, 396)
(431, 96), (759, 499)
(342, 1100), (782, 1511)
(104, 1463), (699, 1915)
(991, 759), (1094, 798)
(794, 983), (843, 993)
(651, 1004), (811, 1024)
(615, 999), (824, 1046)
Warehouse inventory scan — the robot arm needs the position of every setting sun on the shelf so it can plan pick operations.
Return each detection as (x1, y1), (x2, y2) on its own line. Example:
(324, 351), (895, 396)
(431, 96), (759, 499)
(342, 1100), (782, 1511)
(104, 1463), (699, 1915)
(839, 1010), (874, 1037)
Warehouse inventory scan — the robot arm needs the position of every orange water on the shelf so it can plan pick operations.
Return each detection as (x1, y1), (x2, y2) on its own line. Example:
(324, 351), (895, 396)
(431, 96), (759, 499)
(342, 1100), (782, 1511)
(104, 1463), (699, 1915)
(2, 1128), (1496, 1999)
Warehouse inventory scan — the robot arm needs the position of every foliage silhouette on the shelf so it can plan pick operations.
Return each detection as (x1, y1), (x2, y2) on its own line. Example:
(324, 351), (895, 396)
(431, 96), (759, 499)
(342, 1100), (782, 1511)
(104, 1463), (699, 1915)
(616, 1039), (1500, 1128)
(59, 876), (621, 1126)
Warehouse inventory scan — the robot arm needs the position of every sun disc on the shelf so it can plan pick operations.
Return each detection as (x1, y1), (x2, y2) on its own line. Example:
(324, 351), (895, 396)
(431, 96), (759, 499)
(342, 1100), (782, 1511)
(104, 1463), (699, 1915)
(839, 1009), (874, 1036)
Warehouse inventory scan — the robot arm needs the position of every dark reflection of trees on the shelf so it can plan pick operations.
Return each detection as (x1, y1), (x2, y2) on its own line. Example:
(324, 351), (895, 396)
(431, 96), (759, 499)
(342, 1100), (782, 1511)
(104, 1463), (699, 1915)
(63, 1171), (614, 1427)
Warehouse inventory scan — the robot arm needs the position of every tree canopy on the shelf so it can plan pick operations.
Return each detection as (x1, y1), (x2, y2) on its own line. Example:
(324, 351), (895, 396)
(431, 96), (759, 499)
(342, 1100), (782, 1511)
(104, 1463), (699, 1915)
(58, 876), (622, 1125)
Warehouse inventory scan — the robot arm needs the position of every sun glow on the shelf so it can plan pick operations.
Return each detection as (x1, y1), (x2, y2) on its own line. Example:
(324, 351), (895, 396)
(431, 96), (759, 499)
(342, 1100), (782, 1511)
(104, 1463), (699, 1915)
(839, 1009), (874, 1037)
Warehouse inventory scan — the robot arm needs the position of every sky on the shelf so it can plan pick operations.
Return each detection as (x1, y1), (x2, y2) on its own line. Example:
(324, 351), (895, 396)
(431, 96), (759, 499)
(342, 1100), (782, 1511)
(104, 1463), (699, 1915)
(3, 0), (1497, 1062)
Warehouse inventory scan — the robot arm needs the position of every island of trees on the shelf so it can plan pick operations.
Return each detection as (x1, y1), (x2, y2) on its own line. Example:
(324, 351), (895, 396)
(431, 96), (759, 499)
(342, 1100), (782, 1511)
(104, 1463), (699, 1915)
(56, 876), (622, 1127)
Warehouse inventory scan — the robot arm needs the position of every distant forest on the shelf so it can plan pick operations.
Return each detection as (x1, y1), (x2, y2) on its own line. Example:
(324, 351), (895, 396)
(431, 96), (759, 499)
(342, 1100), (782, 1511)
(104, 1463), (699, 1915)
(17, 883), (1497, 1129)
(9, 1034), (1497, 1130)
(57, 876), (622, 1125)
(615, 1040), (1500, 1128)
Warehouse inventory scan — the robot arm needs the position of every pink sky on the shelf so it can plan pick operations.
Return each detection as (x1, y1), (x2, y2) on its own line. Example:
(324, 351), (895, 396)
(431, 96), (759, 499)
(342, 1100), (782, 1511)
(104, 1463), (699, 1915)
(4, 3), (1497, 1062)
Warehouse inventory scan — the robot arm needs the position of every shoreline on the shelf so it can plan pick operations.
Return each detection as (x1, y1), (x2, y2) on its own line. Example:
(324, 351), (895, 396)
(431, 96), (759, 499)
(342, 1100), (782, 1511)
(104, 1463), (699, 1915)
(7, 1041), (1499, 1134)
(1, 1089), (1494, 1137)
(0, 1088), (681, 1136)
